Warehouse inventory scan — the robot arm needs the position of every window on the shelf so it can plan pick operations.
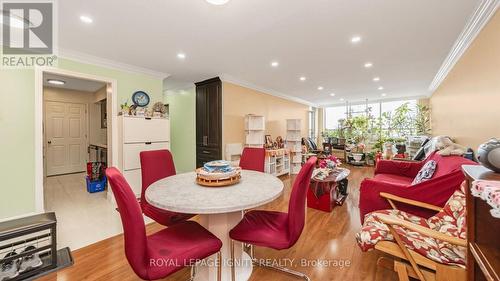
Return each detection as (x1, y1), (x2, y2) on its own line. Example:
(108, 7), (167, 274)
(324, 99), (417, 133)
(380, 100), (418, 138)
(308, 108), (317, 139)
(324, 106), (345, 130)
(324, 102), (380, 130)
(381, 100), (417, 116)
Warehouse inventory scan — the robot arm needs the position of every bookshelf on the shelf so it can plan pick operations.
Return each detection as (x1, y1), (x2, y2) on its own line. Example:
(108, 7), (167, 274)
(286, 119), (302, 174)
(245, 114), (265, 148)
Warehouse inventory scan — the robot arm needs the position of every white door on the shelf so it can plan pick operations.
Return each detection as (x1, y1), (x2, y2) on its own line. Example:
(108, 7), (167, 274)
(45, 101), (87, 176)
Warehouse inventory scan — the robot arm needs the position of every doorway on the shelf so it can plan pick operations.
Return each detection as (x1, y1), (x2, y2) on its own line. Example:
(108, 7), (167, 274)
(38, 69), (122, 250)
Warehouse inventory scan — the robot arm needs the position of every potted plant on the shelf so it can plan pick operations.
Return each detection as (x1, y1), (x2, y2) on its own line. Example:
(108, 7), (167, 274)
(366, 151), (376, 166)
(391, 102), (415, 155)
(414, 104), (431, 136)
(337, 119), (347, 145)
(352, 143), (366, 162)
(321, 131), (330, 143)
(394, 137), (407, 155)
(120, 100), (130, 116)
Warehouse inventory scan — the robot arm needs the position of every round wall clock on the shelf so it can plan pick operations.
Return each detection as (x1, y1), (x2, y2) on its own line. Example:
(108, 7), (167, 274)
(132, 91), (150, 107)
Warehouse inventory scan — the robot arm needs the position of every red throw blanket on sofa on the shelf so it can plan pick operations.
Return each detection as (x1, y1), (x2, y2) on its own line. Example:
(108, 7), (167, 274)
(359, 151), (477, 223)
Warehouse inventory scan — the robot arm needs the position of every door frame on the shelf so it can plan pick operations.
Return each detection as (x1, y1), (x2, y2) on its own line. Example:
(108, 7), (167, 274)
(35, 67), (118, 213)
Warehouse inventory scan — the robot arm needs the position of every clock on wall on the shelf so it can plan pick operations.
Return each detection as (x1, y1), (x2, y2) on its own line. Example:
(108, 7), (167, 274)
(132, 91), (150, 107)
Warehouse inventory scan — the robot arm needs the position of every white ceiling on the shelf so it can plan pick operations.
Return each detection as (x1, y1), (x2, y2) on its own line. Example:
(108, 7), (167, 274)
(43, 73), (106, 92)
(57, 0), (481, 105)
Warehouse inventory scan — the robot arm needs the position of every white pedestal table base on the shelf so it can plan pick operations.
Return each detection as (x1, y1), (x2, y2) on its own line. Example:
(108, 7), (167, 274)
(193, 211), (253, 281)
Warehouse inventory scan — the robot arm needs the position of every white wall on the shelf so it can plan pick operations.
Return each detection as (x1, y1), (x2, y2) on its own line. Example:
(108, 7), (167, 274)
(88, 87), (107, 145)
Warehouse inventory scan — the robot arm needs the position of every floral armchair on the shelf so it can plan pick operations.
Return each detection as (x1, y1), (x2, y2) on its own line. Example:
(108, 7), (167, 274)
(356, 186), (467, 281)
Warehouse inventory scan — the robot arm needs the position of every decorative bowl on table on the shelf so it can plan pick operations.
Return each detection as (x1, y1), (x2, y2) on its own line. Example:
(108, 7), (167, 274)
(196, 160), (241, 187)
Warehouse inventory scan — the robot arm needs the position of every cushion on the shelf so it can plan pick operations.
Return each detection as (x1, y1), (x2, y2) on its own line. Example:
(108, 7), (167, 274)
(356, 189), (467, 266)
(412, 160), (437, 185)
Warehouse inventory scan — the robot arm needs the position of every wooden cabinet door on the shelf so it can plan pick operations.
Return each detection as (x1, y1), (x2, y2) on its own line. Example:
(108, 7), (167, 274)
(195, 77), (222, 167)
(196, 84), (208, 147)
(205, 80), (221, 148)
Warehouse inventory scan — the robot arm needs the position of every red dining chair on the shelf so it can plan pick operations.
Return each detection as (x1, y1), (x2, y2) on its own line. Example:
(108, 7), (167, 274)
(106, 167), (223, 281)
(140, 150), (195, 226)
(229, 157), (317, 281)
(239, 147), (266, 172)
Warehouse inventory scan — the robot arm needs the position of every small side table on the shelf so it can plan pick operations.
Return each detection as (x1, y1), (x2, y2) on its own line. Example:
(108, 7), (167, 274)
(307, 168), (350, 212)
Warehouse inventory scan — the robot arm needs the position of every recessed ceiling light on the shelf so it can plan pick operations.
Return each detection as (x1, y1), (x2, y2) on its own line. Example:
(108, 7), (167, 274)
(177, 53), (186, 59)
(373, 77), (380, 82)
(47, 79), (66, 85)
(206, 0), (230, 5)
(378, 86), (384, 90)
(317, 86), (324, 91)
(364, 62), (373, 68)
(351, 36), (362, 43)
(271, 61), (279, 67)
(340, 98), (345, 101)
(299, 76), (306, 81)
(80, 15), (93, 24)
(330, 93), (336, 97)
(381, 93), (387, 97)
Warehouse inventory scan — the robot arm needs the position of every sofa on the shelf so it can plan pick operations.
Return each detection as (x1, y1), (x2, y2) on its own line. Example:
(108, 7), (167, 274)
(359, 151), (477, 223)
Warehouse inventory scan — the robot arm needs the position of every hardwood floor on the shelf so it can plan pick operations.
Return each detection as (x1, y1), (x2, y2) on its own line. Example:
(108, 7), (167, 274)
(38, 165), (398, 281)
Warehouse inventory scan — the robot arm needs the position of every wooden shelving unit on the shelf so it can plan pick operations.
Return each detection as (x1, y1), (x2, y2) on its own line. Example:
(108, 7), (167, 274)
(286, 119), (302, 174)
(265, 149), (290, 176)
(245, 114), (265, 148)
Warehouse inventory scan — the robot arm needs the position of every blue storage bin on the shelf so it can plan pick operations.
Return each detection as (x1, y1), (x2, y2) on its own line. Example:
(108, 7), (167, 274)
(86, 176), (107, 193)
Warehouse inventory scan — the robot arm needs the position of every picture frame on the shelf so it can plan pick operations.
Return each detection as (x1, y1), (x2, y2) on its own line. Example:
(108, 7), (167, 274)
(265, 135), (273, 148)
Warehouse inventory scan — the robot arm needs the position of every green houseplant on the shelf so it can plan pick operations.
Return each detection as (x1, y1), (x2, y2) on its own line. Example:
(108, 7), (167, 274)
(391, 102), (415, 154)
(414, 104), (431, 135)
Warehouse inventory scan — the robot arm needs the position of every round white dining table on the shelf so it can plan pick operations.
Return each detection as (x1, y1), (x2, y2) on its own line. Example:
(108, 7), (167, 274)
(145, 170), (284, 281)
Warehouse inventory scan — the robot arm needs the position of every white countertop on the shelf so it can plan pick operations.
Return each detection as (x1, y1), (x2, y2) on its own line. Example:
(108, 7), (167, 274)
(145, 170), (284, 214)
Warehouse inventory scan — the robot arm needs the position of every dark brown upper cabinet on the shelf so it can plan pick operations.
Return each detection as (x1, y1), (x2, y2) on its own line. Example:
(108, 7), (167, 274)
(195, 77), (222, 167)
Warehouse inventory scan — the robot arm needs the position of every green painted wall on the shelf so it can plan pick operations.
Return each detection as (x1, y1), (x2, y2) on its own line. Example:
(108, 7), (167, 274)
(165, 88), (196, 173)
(0, 69), (36, 218)
(0, 58), (164, 220)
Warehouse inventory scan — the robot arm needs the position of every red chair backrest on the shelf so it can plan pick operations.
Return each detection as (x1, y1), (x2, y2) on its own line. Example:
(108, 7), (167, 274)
(140, 150), (176, 206)
(106, 167), (148, 279)
(239, 147), (266, 172)
(287, 157), (317, 246)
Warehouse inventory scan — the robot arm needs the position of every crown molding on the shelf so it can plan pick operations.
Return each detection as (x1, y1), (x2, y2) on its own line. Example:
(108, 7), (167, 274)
(58, 49), (170, 80)
(318, 94), (428, 108)
(428, 0), (499, 94)
(220, 74), (317, 107)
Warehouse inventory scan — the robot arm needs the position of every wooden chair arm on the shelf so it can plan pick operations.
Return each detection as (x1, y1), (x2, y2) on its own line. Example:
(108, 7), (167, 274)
(376, 214), (467, 247)
(380, 192), (443, 212)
